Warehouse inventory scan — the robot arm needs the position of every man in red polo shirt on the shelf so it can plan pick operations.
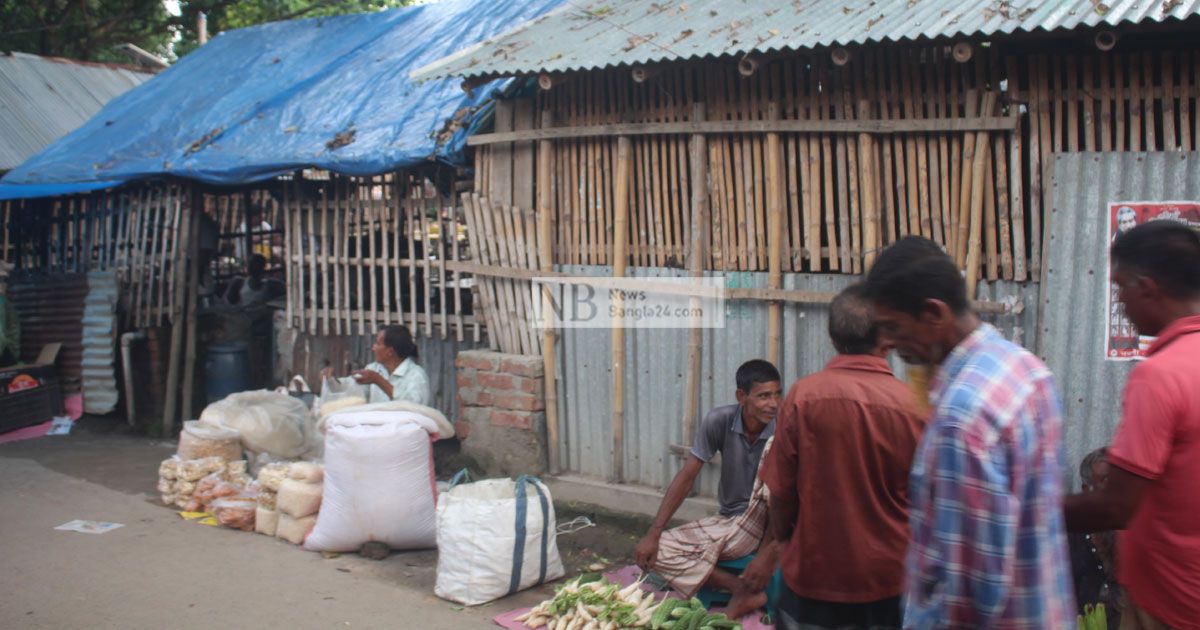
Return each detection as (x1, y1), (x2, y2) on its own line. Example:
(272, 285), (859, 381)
(1065, 221), (1200, 630)
(762, 283), (926, 629)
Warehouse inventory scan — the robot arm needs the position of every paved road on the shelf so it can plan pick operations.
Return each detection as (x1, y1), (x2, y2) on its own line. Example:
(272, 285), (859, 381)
(0, 428), (548, 629)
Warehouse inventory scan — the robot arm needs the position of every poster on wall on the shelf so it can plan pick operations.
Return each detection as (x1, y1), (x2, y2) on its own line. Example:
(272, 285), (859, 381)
(1105, 201), (1200, 360)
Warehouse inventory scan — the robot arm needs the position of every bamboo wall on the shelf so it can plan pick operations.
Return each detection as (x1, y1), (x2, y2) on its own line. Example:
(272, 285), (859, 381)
(280, 173), (480, 342)
(1, 186), (189, 328)
(476, 45), (1200, 283)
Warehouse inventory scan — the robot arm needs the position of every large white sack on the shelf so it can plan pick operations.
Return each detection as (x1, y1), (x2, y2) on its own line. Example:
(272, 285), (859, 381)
(315, 399), (454, 439)
(303, 411), (438, 552)
(199, 390), (317, 459)
(435, 476), (565, 606)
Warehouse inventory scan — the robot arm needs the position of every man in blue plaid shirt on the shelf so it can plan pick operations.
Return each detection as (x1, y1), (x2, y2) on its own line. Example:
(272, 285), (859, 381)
(865, 237), (1075, 629)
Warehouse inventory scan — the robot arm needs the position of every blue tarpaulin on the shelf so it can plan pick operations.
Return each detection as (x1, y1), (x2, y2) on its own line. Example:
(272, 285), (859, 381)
(0, 0), (561, 199)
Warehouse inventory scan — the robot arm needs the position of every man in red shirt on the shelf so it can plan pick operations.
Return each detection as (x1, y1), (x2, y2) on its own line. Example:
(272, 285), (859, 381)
(762, 283), (926, 629)
(1065, 221), (1200, 630)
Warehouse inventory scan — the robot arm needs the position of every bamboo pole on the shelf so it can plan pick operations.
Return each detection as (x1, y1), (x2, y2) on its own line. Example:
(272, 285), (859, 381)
(1164, 51), (1178, 151)
(162, 199), (195, 437)
(1144, 52), (1157, 152)
(1006, 56), (1028, 281)
(538, 111), (560, 474)
(983, 142), (998, 281)
(859, 99), (880, 268)
(420, 199), (434, 340)
(994, 134), (1012, 280)
(181, 191), (202, 423)
(955, 90), (980, 266)
(964, 93), (996, 297)
(1181, 52), (1192, 152)
(766, 102), (784, 365)
(1115, 54), (1127, 151)
(842, 72), (862, 273)
(611, 135), (631, 483)
(319, 185), (331, 335)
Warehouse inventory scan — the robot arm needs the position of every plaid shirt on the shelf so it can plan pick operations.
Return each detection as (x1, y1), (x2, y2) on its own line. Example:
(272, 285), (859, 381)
(904, 324), (1075, 629)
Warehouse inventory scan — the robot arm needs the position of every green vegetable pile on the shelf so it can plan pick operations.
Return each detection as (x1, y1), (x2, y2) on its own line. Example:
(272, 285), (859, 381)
(514, 575), (742, 630)
(1077, 603), (1107, 630)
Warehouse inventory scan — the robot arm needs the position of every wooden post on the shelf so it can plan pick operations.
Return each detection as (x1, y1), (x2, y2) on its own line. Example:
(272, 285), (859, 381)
(162, 194), (195, 437)
(964, 93), (997, 299)
(181, 190), (203, 422)
(683, 103), (709, 449)
(858, 99), (880, 268)
(538, 111), (560, 474)
(611, 135), (631, 483)
(766, 103), (784, 366)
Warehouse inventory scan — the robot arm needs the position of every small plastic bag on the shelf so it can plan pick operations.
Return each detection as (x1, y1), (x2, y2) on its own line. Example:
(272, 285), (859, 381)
(193, 473), (242, 509)
(315, 376), (367, 421)
(212, 494), (258, 531)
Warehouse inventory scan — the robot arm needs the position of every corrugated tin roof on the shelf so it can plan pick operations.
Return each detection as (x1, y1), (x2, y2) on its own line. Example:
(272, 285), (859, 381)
(0, 52), (151, 171)
(411, 0), (1200, 80)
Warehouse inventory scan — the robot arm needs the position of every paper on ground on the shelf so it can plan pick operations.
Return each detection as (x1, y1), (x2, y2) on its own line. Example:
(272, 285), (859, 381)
(55, 520), (123, 534)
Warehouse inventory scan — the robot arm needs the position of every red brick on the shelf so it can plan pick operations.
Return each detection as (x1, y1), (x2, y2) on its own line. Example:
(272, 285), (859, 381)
(512, 376), (542, 395)
(478, 372), (514, 390)
(453, 420), (470, 440)
(476, 390), (495, 407)
(456, 372), (475, 389)
(491, 392), (544, 412)
(500, 357), (543, 378)
(455, 351), (498, 371)
(490, 410), (539, 430)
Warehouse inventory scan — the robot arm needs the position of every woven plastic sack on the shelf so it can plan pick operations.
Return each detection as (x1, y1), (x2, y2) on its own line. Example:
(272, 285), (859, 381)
(303, 410), (439, 553)
(434, 474), (565, 605)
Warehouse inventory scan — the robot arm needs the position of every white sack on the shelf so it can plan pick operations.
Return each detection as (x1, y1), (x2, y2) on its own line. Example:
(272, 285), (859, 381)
(303, 410), (439, 552)
(434, 476), (565, 606)
(199, 390), (316, 459)
(316, 399), (454, 439)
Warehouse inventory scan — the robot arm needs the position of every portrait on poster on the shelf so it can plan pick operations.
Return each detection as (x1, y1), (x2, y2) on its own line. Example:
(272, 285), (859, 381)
(1105, 201), (1200, 360)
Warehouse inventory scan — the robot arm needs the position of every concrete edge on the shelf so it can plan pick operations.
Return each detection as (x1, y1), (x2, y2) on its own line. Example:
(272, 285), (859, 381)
(546, 473), (720, 524)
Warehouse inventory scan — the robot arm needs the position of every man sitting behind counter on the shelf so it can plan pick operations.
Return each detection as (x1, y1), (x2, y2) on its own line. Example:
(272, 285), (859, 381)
(634, 359), (782, 619)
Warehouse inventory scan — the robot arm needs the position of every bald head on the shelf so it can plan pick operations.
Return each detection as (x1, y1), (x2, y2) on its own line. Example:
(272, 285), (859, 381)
(829, 283), (880, 355)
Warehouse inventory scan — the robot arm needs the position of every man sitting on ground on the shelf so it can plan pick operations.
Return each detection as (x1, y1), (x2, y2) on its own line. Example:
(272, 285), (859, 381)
(634, 359), (782, 618)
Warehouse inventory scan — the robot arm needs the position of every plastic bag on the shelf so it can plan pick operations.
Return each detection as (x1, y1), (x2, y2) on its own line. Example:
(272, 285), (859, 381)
(179, 456), (226, 482)
(256, 506), (279, 536)
(434, 475), (565, 606)
(288, 462), (324, 483)
(257, 462), (291, 492)
(258, 489), (278, 510)
(304, 410), (439, 553)
(315, 376), (368, 419)
(199, 390), (316, 460)
(277, 478), (323, 519)
(212, 495), (257, 531)
(158, 456), (181, 480)
(178, 422), (243, 462)
(194, 473), (243, 509)
(276, 513), (317, 545)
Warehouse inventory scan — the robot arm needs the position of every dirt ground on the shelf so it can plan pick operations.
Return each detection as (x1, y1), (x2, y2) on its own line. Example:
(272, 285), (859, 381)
(0, 416), (655, 629)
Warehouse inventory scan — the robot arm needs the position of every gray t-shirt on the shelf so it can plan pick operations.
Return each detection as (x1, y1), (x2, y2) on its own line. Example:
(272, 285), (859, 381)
(690, 404), (775, 517)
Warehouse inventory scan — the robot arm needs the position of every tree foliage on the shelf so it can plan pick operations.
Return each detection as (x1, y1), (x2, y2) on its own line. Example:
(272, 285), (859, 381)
(0, 0), (413, 64)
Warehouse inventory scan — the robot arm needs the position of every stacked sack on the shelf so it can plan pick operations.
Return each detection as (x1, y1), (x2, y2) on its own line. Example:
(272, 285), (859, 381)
(274, 462), (324, 545)
(158, 456), (251, 511)
(254, 462), (291, 537)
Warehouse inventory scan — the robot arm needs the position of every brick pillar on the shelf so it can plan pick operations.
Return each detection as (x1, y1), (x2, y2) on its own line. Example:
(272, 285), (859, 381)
(454, 350), (546, 476)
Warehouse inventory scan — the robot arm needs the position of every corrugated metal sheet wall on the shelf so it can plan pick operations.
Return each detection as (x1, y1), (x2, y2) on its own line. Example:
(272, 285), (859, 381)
(8, 273), (87, 394)
(1041, 152), (1200, 487)
(81, 270), (118, 414)
(556, 266), (1039, 495)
